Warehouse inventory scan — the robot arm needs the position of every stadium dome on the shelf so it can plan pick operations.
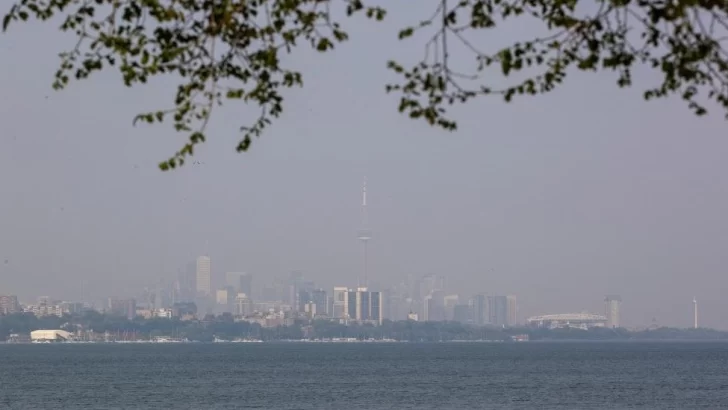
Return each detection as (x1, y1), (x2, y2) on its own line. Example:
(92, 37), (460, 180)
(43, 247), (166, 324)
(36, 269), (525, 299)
(526, 313), (608, 330)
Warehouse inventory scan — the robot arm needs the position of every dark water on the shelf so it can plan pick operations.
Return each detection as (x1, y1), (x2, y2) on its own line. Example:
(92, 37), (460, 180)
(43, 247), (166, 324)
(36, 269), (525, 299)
(1, 342), (727, 409)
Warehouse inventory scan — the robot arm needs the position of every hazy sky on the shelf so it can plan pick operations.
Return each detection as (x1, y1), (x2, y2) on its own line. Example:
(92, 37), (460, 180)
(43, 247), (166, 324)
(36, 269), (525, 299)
(1, 1), (727, 329)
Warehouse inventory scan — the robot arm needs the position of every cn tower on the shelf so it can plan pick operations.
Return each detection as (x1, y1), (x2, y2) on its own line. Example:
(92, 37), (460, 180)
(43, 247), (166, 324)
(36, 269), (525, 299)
(357, 179), (372, 288)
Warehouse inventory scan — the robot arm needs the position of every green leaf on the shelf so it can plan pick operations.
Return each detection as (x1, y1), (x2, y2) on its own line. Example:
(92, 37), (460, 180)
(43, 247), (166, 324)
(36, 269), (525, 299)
(2, 13), (12, 31)
(398, 27), (414, 40)
(316, 38), (332, 52)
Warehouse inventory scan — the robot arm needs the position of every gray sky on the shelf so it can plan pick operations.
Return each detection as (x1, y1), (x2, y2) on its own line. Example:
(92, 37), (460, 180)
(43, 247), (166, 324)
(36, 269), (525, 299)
(1, 1), (727, 329)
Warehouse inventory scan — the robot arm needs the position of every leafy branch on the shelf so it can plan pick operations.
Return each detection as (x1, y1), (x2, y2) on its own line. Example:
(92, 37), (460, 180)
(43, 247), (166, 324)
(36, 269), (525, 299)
(2, 0), (385, 170)
(387, 0), (728, 130)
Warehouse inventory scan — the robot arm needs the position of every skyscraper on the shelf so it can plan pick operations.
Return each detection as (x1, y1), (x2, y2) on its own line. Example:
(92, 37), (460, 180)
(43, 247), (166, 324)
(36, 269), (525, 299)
(487, 295), (509, 327)
(239, 273), (252, 297)
(506, 295), (518, 326)
(311, 289), (329, 316)
(470, 294), (487, 325)
(177, 262), (197, 302)
(226, 272), (253, 297)
(453, 304), (473, 323)
(424, 290), (446, 321)
(604, 295), (622, 328)
(343, 288), (384, 324)
(332, 286), (348, 319)
(196, 256), (211, 296)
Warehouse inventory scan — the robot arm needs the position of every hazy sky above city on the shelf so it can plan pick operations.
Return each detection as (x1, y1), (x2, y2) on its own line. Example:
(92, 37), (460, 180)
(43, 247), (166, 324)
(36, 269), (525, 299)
(1, 1), (727, 329)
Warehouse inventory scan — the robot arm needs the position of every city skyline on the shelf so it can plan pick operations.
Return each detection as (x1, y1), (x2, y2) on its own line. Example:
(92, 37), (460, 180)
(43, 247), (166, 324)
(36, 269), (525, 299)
(2, 250), (712, 331)
(0, 245), (698, 328)
(2, 0), (728, 331)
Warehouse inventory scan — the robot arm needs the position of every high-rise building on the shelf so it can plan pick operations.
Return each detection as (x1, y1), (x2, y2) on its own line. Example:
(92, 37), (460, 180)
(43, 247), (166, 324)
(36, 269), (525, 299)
(177, 262), (197, 302)
(487, 295), (509, 327)
(0, 295), (20, 315)
(225, 272), (253, 297)
(507, 295), (517, 326)
(470, 294), (487, 325)
(453, 304), (472, 323)
(310, 289), (328, 316)
(239, 273), (252, 297)
(196, 256), (211, 296)
(444, 294), (460, 321)
(107, 298), (136, 320)
(419, 274), (437, 300)
(235, 293), (253, 316)
(604, 295), (622, 328)
(289, 279), (315, 312)
(424, 290), (446, 321)
(225, 272), (240, 289)
(216, 287), (235, 313)
(332, 286), (348, 319)
(387, 291), (408, 321)
(344, 288), (384, 324)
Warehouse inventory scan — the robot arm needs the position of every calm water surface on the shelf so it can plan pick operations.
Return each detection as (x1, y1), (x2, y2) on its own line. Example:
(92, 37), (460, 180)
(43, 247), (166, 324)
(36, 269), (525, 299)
(1, 342), (727, 409)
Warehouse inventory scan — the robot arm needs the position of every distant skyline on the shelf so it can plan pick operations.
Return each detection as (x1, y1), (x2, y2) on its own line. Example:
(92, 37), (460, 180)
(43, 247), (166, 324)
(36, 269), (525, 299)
(2, 1), (728, 329)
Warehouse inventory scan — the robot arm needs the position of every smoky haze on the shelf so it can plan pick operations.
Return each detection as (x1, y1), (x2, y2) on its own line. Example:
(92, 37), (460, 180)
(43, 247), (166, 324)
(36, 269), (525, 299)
(1, 1), (727, 329)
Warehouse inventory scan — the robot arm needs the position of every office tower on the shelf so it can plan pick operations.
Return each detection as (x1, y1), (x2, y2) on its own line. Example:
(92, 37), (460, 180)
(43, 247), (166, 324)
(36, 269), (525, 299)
(424, 290), (446, 321)
(288, 275), (315, 312)
(216, 287), (235, 313)
(107, 298), (136, 320)
(453, 304), (472, 323)
(196, 256), (211, 296)
(177, 262), (197, 302)
(286, 271), (304, 308)
(506, 295), (518, 326)
(225, 272), (241, 289)
(226, 272), (253, 297)
(357, 179), (372, 287)
(419, 274), (436, 300)
(0, 295), (20, 315)
(332, 286), (348, 319)
(311, 289), (328, 316)
(298, 289), (312, 312)
(235, 293), (253, 316)
(239, 273), (252, 297)
(303, 301), (317, 318)
(343, 288), (384, 324)
(604, 295), (622, 328)
(487, 295), (509, 327)
(271, 278), (287, 301)
(470, 294), (487, 325)
(444, 294), (460, 321)
(387, 291), (407, 321)
(216, 288), (229, 305)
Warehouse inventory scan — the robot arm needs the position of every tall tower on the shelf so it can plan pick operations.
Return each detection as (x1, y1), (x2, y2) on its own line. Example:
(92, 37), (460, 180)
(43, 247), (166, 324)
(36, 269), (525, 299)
(693, 297), (698, 329)
(357, 178), (372, 288)
(196, 255), (211, 296)
(604, 295), (622, 328)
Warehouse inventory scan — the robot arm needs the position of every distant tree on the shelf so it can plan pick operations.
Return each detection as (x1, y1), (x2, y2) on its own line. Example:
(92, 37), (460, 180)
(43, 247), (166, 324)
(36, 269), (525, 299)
(4, 1), (728, 169)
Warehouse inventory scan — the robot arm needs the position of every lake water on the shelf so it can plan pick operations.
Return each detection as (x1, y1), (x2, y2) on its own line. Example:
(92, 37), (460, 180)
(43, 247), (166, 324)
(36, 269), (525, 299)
(1, 342), (727, 409)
